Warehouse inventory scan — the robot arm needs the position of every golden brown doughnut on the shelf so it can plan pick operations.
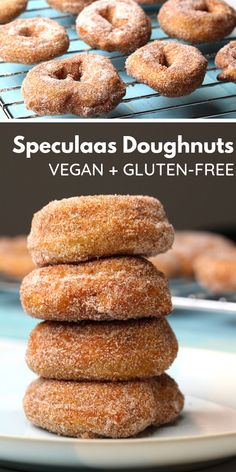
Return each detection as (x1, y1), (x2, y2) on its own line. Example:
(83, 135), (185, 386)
(158, 0), (236, 44)
(47, 0), (95, 14)
(20, 257), (172, 321)
(194, 248), (236, 293)
(148, 251), (182, 279)
(26, 318), (178, 381)
(22, 54), (125, 117)
(23, 374), (184, 438)
(215, 41), (236, 82)
(76, 0), (151, 54)
(171, 231), (235, 277)
(126, 40), (207, 97)
(27, 195), (174, 266)
(0, 0), (27, 24)
(0, 18), (69, 65)
(0, 236), (34, 279)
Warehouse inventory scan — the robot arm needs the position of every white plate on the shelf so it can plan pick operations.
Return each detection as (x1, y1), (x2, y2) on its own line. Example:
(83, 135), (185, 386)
(0, 340), (236, 469)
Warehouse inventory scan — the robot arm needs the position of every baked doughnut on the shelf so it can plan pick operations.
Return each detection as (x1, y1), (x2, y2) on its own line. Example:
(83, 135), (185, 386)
(76, 0), (151, 54)
(126, 40), (207, 97)
(0, 236), (34, 279)
(26, 318), (178, 381)
(0, 18), (69, 65)
(20, 257), (172, 321)
(47, 0), (95, 14)
(23, 374), (184, 438)
(194, 249), (236, 293)
(148, 251), (182, 279)
(27, 195), (174, 266)
(0, 0), (27, 24)
(158, 0), (236, 44)
(171, 231), (235, 277)
(215, 41), (236, 82)
(22, 54), (125, 117)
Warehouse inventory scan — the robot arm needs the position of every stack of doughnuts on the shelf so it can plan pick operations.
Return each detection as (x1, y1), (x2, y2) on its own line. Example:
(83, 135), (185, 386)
(20, 195), (184, 439)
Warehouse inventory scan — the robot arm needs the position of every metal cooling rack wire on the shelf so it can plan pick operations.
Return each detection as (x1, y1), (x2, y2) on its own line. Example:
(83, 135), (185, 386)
(0, 0), (236, 119)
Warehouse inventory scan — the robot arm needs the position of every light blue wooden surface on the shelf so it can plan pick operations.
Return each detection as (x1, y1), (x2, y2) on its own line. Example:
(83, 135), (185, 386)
(0, 288), (235, 353)
(1, 0), (236, 119)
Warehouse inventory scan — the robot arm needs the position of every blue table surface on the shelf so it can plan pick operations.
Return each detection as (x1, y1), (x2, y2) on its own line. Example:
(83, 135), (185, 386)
(0, 288), (235, 353)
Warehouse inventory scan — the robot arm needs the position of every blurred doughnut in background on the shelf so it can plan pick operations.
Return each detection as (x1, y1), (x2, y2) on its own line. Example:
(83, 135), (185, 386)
(0, 236), (34, 279)
(149, 230), (236, 294)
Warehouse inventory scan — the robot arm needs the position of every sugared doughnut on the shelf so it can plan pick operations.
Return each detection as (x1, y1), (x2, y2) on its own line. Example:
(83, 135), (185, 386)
(20, 257), (172, 321)
(23, 374), (184, 438)
(27, 195), (174, 266)
(215, 41), (236, 82)
(47, 0), (95, 14)
(194, 249), (236, 293)
(126, 40), (207, 97)
(0, 18), (69, 64)
(0, 0), (27, 24)
(76, 0), (151, 54)
(148, 251), (182, 279)
(26, 318), (178, 381)
(171, 231), (235, 277)
(0, 236), (34, 279)
(158, 0), (236, 44)
(22, 54), (125, 117)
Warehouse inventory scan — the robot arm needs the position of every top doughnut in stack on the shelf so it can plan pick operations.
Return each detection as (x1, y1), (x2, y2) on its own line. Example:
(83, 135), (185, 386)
(21, 195), (184, 439)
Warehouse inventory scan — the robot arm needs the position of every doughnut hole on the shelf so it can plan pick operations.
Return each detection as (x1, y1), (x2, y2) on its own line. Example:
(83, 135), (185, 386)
(100, 5), (126, 28)
(50, 64), (82, 81)
(17, 26), (32, 37)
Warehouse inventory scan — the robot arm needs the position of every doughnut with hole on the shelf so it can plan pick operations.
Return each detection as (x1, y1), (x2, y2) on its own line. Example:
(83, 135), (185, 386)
(22, 54), (125, 117)
(215, 41), (236, 82)
(0, 18), (69, 64)
(47, 0), (95, 15)
(158, 0), (236, 44)
(76, 0), (151, 54)
(23, 374), (184, 438)
(126, 40), (207, 97)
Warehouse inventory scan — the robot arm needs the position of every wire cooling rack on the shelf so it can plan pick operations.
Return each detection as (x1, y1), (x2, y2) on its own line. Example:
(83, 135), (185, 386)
(170, 279), (236, 313)
(1, 0), (236, 120)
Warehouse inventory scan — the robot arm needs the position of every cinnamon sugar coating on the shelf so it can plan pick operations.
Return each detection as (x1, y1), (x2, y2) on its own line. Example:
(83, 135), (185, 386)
(158, 0), (236, 44)
(26, 318), (178, 381)
(47, 0), (95, 14)
(23, 375), (184, 438)
(22, 54), (125, 117)
(27, 195), (174, 266)
(76, 0), (151, 54)
(215, 41), (236, 82)
(194, 248), (236, 293)
(126, 40), (207, 97)
(20, 257), (172, 321)
(0, 18), (69, 65)
(0, 236), (34, 279)
(0, 0), (27, 24)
